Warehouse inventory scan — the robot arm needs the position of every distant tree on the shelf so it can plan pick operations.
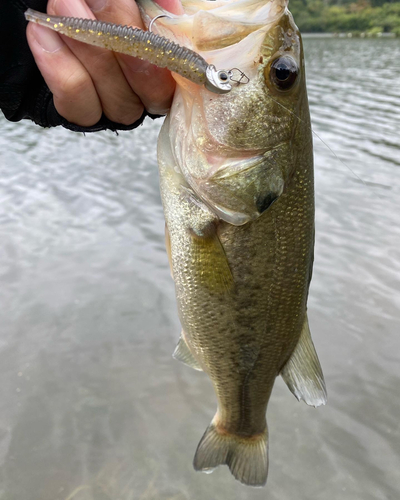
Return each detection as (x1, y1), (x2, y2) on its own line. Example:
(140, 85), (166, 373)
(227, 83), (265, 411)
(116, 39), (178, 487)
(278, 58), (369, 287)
(290, 0), (400, 33)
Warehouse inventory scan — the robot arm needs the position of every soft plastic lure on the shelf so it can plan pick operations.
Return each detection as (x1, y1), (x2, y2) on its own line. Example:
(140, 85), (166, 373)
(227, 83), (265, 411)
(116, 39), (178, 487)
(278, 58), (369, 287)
(25, 8), (239, 94)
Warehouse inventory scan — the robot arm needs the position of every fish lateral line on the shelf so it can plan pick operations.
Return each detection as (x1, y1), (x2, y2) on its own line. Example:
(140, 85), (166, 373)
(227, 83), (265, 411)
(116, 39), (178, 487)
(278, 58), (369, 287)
(24, 9), (249, 95)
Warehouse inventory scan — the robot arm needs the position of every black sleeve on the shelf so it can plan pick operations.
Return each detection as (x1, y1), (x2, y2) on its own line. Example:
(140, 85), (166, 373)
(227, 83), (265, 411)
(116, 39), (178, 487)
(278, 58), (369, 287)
(0, 0), (155, 132)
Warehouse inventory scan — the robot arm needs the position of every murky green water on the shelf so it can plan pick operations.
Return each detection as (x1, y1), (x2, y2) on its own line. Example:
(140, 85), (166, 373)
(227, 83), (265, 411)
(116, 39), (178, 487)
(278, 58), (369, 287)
(0, 37), (399, 500)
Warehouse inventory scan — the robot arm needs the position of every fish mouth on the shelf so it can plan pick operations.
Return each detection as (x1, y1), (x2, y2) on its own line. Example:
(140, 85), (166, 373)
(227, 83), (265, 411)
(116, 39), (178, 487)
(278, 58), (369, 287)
(138, 0), (288, 51)
(138, 0), (297, 225)
(162, 0), (288, 20)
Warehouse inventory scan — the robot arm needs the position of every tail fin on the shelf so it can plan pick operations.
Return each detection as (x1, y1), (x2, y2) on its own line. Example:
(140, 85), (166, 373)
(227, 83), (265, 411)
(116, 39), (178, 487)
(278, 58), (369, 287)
(193, 421), (268, 487)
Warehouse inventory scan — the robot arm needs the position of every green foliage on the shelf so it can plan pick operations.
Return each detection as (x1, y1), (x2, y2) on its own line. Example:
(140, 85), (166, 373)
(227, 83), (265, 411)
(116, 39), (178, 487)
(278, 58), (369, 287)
(289, 0), (400, 33)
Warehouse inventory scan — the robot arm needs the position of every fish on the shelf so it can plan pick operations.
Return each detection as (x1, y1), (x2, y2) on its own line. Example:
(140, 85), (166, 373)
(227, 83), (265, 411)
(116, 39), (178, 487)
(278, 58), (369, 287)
(137, 0), (327, 487)
(25, 0), (327, 487)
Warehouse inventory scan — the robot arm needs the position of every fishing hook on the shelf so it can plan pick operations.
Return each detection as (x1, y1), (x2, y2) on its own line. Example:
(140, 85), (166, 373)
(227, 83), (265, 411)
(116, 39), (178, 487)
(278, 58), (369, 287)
(148, 14), (173, 33)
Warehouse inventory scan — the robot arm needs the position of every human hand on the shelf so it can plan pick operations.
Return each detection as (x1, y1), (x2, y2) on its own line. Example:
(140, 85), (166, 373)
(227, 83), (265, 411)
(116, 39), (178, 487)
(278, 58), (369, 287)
(26, 0), (183, 127)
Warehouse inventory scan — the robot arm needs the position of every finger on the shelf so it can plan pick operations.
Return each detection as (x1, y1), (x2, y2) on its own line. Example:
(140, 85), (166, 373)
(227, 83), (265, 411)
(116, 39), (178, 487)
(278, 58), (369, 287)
(85, 0), (177, 115)
(48, 0), (144, 125)
(155, 0), (185, 15)
(27, 22), (102, 126)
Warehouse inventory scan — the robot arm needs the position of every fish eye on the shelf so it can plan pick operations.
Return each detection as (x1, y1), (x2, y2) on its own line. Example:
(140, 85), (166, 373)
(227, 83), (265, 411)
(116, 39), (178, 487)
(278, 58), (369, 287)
(269, 56), (299, 91)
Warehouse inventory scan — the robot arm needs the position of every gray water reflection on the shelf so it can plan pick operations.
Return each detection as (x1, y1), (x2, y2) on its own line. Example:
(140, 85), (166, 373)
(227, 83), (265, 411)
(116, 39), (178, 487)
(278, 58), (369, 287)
(0, 37), (399, 500)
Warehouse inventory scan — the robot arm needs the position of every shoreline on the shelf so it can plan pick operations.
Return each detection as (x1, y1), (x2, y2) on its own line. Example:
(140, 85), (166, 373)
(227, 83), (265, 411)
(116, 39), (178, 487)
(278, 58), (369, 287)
(302, 31), (397, 38)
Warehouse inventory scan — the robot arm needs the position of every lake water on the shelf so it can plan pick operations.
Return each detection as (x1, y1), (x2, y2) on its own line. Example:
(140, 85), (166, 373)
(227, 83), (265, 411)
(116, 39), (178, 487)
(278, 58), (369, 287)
(0, 37), (399, 500)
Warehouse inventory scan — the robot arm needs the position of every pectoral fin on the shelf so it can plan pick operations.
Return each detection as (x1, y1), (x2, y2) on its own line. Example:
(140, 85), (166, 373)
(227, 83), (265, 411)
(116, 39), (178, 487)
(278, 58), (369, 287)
(281, 315), (327, 407)
(189, 223), (234, 294)
(173, 333), (203, 371)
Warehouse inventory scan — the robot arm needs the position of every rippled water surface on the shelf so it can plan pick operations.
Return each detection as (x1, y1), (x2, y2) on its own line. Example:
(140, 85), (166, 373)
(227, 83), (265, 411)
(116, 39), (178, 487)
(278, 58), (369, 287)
(0, 38), (399, 500)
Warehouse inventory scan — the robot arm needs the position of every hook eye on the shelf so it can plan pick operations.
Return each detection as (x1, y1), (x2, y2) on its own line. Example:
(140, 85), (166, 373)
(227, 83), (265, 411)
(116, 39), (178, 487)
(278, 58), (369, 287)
(217, 71), (230, 83)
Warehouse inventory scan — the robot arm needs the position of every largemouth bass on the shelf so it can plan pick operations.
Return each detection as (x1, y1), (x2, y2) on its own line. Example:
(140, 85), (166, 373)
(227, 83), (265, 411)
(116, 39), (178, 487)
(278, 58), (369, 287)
(140, 0), (327, 487)
(25, 0), (327, 487)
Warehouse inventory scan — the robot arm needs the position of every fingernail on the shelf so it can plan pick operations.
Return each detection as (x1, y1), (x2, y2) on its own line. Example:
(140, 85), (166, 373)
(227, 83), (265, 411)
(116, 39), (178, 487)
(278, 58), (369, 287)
(32, 24), (64, 53)
(53, 0), (92, 17)
(85, 0), (108, 13)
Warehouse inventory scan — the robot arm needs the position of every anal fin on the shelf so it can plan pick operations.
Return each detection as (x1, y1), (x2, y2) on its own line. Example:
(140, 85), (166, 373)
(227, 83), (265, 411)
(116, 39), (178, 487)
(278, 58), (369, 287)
(281, 315), (327, 407)
(173, 333), (203, 371)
